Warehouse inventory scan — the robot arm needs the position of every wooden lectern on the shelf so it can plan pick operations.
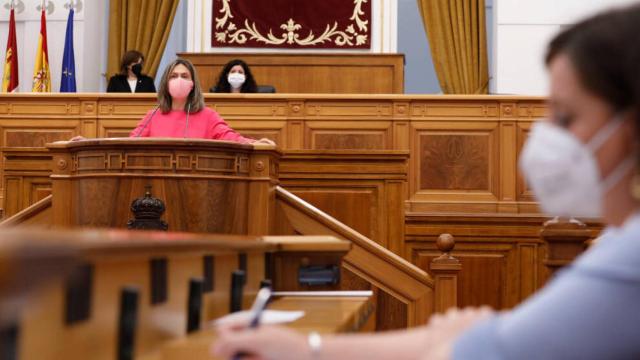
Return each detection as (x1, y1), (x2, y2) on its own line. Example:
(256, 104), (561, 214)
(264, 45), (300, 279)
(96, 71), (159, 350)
(46, 139), (280, 234)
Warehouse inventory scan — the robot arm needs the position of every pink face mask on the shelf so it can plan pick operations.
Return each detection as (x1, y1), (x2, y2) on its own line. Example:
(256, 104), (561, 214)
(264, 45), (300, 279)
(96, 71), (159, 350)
(168, 77), (193, 100)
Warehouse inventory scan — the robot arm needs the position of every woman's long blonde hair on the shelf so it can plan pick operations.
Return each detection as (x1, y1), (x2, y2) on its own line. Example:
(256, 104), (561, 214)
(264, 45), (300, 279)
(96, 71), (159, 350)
(157, 58), (205, 113)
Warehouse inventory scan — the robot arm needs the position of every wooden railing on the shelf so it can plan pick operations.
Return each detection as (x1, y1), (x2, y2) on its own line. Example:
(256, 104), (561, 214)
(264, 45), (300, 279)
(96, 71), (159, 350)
(541, 217), (594, 275)
(275, 186), (459, 329)
(0, 194), (52, 227)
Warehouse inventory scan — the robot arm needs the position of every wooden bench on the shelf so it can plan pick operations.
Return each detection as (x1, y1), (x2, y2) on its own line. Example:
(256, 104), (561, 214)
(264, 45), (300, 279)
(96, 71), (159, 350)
(0, 229), (350, 360)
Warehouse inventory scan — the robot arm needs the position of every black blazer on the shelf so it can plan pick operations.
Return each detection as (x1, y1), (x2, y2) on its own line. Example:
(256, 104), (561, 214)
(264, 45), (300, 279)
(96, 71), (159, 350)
(107, 74), (156, 93)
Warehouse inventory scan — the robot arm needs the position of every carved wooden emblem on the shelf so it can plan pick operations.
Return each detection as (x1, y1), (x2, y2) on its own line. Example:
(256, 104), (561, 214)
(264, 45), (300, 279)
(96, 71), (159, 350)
(126, 185), (168, 231)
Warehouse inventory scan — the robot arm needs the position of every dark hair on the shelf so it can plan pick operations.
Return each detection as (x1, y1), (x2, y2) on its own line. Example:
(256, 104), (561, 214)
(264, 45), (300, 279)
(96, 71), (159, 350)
(157, 58), (205, 114)
(213, 59), (258, 93)
(120, 50), (144, 75)
(546, 4), (640, 115)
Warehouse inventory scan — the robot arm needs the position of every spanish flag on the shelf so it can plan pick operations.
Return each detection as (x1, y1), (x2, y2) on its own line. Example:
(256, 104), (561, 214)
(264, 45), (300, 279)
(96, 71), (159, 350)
(2, 3), (19, 92)
(32, 3), (50, 92)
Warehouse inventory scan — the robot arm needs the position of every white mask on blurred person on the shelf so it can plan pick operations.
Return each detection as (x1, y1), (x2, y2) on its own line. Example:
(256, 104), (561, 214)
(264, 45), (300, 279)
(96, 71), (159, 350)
(228, 73), (246, 89)
(519, 117), (633, 218)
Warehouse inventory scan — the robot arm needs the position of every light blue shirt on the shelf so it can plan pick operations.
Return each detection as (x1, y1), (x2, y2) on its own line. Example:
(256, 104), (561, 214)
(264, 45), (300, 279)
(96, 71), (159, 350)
(453, 214), (640, 359)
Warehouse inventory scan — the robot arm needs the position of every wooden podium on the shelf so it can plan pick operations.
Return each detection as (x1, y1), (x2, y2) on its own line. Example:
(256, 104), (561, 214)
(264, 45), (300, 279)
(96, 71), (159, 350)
(46, 138), (281, 235)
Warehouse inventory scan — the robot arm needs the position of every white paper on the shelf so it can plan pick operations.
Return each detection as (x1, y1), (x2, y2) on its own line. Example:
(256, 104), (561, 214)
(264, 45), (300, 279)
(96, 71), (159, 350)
(212, 310), (305, 327)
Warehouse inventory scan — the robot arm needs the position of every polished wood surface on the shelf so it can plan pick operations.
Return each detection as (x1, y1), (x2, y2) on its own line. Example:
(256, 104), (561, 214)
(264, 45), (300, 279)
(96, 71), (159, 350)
(0, 93), (546, 218)
(45, 138), (279, 235)
(142, 295), (374, 360)
(1, 229), (351, 360)
(405, 213), (602, 309)
(179, 52), (405, 94)
(279, 150), (408, 253)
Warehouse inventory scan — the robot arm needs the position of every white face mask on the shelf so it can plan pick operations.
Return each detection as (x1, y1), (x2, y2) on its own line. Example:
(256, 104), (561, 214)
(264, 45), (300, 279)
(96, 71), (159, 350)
(519, 117), (634, 218)
(228, 73), (246, 89)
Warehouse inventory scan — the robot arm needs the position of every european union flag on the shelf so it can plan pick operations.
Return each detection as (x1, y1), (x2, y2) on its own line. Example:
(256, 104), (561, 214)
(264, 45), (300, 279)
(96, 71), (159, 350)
(60, 8), (76, 92)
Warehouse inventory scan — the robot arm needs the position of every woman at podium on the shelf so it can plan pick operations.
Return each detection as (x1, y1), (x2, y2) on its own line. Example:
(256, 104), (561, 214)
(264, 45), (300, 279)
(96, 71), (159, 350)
(130, 58), (274, 145)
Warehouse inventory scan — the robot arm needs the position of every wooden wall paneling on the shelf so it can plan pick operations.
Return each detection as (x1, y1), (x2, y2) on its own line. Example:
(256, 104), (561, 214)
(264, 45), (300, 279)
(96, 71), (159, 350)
(4, 176), (20, 217)
(209, 98), (289, 144)
(96, 97), (156, 138)
(226, 119), (287, 146)
(408, 120), (501, 213)
(0, 97), (86, 216)
(411, 242), (515, 309)
(392, 98), (411, 151)
(304, 121), (393, 150)
(0, 94), (554, 219)
(23, 175), (51, 208)
(518, 243), (539, 301)
(80, 100), (99, 138)
(498, 118), (518, 213)
(279, 150), (409, 253)
(405, 214), (553, 309)
(303, 99), (395, 150)
(286, 101), (305, 150)
(385, 179), (407, 255)
(283, 183), (383, 245)
(3, 151), (54, 217)
(97, 119), (140, 138)
(409, 100), (500, 119)
(209, 98), (289, 119)
(180, 53), (405, 94)
(1, 121), (82, 148)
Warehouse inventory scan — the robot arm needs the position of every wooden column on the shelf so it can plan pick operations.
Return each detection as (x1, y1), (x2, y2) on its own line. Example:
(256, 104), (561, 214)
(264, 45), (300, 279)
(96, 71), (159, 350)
(430, 233), (461, 313)
(541, 217), (591, 275)
(48, 148), (74, 228)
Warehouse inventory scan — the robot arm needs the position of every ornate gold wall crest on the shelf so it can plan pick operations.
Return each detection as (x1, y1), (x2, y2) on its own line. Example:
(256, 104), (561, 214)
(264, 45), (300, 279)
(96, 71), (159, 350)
(212, 0), (371, 49)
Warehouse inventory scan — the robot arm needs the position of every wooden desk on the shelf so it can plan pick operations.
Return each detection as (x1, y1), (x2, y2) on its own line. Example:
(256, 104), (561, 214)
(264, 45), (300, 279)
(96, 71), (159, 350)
(143, 294), (374, 360)
(179, 52), (405, 94)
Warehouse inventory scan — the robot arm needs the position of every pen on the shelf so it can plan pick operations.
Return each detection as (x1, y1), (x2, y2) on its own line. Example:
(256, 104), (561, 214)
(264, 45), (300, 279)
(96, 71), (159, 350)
(232, 287), (272, 359)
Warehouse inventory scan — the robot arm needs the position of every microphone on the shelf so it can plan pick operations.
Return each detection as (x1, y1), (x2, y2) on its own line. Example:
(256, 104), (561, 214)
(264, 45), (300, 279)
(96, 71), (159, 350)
(183, 103), (191, 138)
(135, 105), (160, 137)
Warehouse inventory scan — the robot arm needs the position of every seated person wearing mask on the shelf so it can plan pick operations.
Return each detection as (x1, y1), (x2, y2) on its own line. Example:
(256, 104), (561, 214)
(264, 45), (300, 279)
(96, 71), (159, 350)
(107, 50), (156, 93)
(210, 59), (260, 93)
(212, 4), (640, 360)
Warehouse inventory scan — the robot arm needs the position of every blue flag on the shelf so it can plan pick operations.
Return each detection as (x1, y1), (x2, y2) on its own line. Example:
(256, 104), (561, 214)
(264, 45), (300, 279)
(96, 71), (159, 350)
(60, 8), (76, 92)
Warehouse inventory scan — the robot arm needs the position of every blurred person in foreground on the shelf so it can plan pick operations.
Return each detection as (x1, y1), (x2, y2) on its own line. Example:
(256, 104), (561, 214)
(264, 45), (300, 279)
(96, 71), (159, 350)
(212, 4), (640, 360)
